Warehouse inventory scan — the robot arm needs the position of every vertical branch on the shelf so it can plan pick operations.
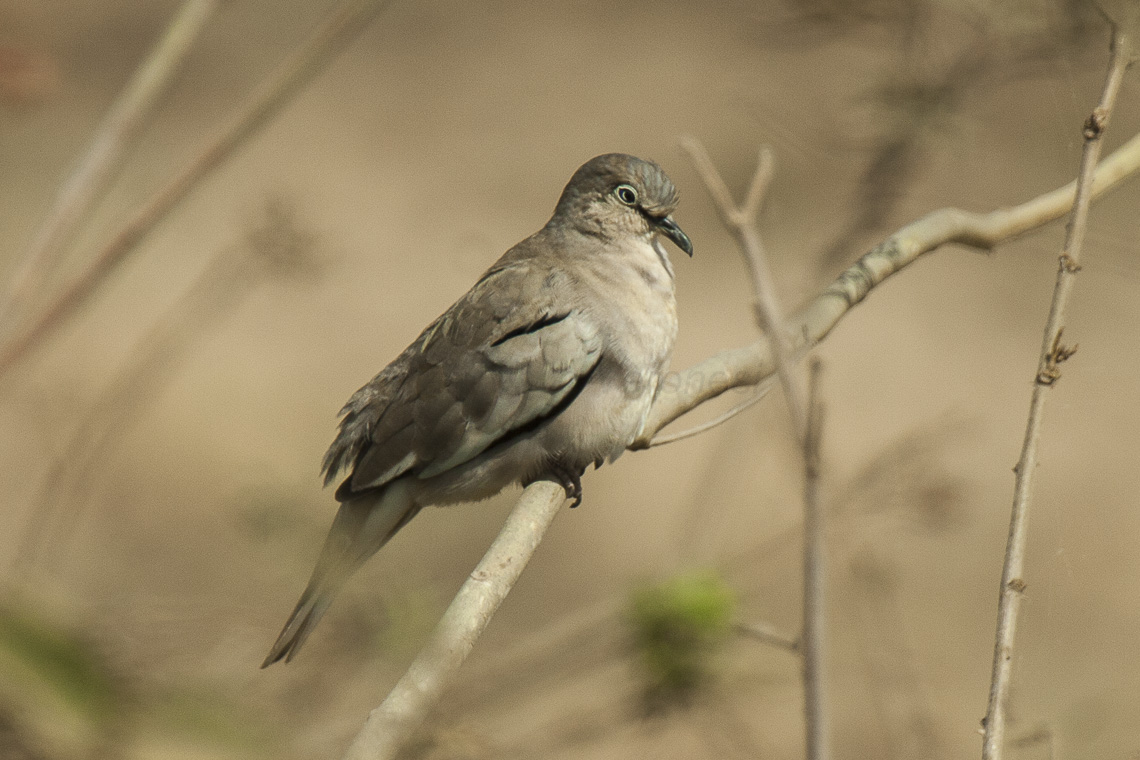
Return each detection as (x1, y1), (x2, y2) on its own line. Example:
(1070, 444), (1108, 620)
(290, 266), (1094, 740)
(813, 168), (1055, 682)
(0, 0), (221, 334)
(0, 0), (393, 379)
(12, 198), (320, 578)
(981, 27), (1132, 760)
(680, 139), (808, 436)
(682, 139), (830, 760)
(802, 358), (829, 760)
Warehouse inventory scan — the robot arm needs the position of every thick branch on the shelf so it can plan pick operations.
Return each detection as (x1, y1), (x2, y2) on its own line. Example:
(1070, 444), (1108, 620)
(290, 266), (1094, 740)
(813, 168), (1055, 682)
(342, 481), (565, 760)
(981, 28), (1132, 760)
(636, 127), (1140, 446)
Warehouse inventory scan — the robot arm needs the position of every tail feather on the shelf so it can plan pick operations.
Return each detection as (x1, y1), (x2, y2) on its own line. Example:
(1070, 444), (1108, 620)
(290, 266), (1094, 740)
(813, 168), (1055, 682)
(262, 482), (419, 667)
(261, 585), (335, 666)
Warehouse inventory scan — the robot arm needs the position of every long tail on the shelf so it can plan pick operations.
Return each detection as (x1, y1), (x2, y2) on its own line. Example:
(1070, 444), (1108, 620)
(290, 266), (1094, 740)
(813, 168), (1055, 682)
(261, 481), (420, 667)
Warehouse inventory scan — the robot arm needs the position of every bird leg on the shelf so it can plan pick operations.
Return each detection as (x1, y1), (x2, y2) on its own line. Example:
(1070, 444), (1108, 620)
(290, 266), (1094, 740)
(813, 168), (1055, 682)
(529, 462), (586, 508)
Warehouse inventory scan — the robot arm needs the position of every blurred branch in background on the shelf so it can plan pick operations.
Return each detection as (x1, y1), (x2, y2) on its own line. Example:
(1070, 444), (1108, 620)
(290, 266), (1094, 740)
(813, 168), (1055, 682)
(0, 0), (221, 337)
(809, 0), (1103, 274)
(844, 552), (948, 760)
(983, 22), (1134, 760)
(776, 0), (1105, 278)
(0, 0), (393, 382)
(831, 420), (970, 760)
(11, 198), (322, 580)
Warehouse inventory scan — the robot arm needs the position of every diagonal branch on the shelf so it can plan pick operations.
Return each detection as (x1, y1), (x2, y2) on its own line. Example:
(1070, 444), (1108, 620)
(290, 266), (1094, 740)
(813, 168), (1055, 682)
(981, 26), (1133, 760)
(0, 0), (393, 380)
(636, 126), (1140, 446)
(0, 0), (220, 335)
(341, 481), (566, 760)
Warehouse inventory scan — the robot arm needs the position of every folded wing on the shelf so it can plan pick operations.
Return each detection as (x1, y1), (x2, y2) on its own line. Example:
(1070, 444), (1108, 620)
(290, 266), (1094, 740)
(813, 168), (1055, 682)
(324, 260), (602, 500)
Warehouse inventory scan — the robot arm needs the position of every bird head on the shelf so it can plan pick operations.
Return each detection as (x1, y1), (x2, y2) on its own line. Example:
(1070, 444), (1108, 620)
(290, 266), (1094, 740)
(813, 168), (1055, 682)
(552, 153), (693, 257)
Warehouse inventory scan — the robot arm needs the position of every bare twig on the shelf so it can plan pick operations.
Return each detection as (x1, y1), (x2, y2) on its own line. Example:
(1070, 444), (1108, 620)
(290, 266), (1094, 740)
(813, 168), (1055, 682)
(681, 139), (831, 760)
(341, 481), (566, 760)
(342, 130), (1140, 759)
(802, 358), (829, 760)
(1011, 724), (1056, 760)
(734, 620), (800, 653)
(0, 0), (392, 379)
(637, 127), (1140, 446)
(0, 0), (220, 335)
(680, 138), (807, 436)
(981, 27), (1132, 760)
(12, 199), (319, 577)
(646, 378), (774, 448)
(682, 138), (831, 759)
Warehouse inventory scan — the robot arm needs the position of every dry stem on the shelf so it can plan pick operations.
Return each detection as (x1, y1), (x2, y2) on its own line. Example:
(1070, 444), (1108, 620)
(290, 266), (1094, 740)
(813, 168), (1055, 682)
(981, 27), (1132, 760)
(735, 620), (801, 653)
(0, 0), (220, 335)
(0, 0), (392, 379)
(679, 138), (807, 437)
(679, 137), (829, 760)
(802, 358), (828, 760)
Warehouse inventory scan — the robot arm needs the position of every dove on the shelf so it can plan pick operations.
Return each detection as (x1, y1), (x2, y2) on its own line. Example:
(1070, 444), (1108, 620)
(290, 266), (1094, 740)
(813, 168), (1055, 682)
(263, 153), (692, 666)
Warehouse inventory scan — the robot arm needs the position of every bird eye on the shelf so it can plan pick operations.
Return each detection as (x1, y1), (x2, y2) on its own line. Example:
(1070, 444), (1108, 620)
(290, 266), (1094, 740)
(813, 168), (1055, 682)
(614, 184), (639, 206)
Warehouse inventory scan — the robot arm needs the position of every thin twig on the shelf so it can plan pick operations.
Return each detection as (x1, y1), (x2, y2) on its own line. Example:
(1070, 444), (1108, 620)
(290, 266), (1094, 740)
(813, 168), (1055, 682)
(734, 620), (800, 653)
(681, 137), (829, 760)
(0, 0), (392, 379)
(680, 138), (807, 436)
(12, 198), (319, 577)
(981, 27), (1132, 760)
(341, 481), (566, 760)
(802, 358), (829, 760)
(0, 0), (220, 335)
(646, 378), (774, 448)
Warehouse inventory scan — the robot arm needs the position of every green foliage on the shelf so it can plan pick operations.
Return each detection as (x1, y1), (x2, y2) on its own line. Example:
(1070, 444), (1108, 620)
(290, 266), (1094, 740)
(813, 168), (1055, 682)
(0, 602), (123, 758)
(627, 571), (735, 708)
(0, 598), (280, 759)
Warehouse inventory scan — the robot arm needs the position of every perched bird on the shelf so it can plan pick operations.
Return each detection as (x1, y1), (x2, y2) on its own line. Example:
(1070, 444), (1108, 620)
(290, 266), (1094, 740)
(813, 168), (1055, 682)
(262, 153), (693, 666)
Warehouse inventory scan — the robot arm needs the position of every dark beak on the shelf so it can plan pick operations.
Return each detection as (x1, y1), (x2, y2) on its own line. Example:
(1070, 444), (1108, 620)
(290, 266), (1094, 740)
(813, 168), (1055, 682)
(655, 215), (693, 257)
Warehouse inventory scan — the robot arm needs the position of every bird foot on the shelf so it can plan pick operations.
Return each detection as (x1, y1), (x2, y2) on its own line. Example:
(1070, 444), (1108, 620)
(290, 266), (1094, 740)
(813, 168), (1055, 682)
(529, 463), (586, 508)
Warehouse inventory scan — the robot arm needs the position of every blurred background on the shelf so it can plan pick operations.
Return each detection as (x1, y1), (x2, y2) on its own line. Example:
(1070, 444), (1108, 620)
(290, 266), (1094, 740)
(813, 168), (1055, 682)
(1, 0), (1138, 758)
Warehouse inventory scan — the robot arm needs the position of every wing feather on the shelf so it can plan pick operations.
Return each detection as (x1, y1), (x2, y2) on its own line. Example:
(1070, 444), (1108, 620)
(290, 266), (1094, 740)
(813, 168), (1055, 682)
(326, 257), (602, 498)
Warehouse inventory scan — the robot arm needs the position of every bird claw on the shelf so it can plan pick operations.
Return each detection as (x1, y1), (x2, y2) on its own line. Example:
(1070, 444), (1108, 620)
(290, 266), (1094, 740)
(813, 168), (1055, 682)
(530, 463), (585, 508)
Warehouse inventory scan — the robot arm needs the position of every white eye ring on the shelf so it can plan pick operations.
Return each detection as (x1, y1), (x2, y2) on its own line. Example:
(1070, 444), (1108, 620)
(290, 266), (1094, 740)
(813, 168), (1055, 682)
(614, 184), (638, 206)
